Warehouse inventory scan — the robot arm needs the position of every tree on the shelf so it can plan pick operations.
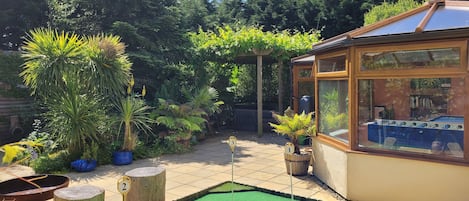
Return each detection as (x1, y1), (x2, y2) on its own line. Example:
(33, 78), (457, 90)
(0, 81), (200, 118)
(20, 28), (131, 100)
(364, 0), (424, 25)
(0, 0), (47, 50)
(21, 28), (132, 155)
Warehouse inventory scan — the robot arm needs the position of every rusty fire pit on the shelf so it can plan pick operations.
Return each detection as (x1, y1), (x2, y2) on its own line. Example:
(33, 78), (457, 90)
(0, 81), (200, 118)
(0, 174), (69, 201)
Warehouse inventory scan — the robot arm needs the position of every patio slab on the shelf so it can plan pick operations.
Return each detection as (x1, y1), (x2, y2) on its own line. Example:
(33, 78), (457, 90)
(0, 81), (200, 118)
(4, 130), (344, 201)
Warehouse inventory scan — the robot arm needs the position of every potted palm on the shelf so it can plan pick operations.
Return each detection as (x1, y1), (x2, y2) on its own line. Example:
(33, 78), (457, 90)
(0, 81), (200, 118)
(269, 107), (316, 176)
(113, 84), (153, 165)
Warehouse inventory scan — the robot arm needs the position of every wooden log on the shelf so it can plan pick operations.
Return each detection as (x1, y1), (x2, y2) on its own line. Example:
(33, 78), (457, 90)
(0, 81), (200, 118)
(125, 166), (166, 201)
(54, 185), (104, 201)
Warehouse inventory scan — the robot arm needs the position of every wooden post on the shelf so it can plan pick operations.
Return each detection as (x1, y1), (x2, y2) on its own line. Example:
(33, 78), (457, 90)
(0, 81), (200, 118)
(278, 60), (284, 113)
(124, 166), (166, 201)
(54, 185), (104, 201)
(257, 54), (263, 137)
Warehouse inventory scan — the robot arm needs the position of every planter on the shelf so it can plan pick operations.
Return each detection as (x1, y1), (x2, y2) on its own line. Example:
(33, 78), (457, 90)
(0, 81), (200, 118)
(71, 159), (97, 172)
(0, 174), (69, 201)
(284, 153), (311, 176)
(112, 151), (133, 165)
(177, 137), (191, 148)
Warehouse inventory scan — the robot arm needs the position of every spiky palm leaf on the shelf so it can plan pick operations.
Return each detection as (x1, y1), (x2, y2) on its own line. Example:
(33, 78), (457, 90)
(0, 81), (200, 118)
(116, 96), (153, 151)
(269, 107), (315, 154)
(45, 79), (107, 155)
(21, 28), (85, 97)
(85, 34), (132, 98)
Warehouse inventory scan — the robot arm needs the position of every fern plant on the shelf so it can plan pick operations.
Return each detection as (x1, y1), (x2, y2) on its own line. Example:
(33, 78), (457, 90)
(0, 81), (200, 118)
(269, 107), (315, 154)
(155, 98), (206, 141)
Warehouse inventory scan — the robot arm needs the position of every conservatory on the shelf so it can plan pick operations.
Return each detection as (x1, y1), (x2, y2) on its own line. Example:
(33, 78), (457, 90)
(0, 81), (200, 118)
(291, 1), (469, 201)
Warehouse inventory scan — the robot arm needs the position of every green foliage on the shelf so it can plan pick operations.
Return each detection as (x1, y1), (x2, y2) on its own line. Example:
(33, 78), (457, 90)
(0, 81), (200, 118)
(364, 0), (423, 25)
(31, 150), (71, 174)
(21, 28), (131, 100)
(190, 25), (320, 61)
(269, 107), (315, 154)
(81, 141), (98, 160)
(132, 140), (164, 160)
(319, 89), (348, 133)
(155, 99), (206, 140)
(0, 53), (30, 98)
(190, 87), (224, 116)
(115, 95), (154, 151)
(44, 80), (108, 156)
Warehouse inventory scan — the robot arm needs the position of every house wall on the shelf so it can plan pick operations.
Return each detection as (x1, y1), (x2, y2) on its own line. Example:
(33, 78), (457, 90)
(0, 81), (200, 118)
(347, 153), (469, 201)
(312, 140), (469, 201)
(311, 140), (348, 197)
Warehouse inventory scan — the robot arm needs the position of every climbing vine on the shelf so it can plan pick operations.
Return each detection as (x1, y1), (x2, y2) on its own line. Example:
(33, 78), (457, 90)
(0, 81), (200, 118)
(189, 25), (321, 61)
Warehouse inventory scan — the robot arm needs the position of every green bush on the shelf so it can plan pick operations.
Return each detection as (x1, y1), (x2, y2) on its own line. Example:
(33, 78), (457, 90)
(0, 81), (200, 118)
(31, 151), (71, 174)
(133, 141), (164, 160)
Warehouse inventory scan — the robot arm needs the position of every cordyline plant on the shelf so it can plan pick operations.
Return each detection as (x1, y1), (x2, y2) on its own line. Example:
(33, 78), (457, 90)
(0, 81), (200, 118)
(269, 107), (316, 154)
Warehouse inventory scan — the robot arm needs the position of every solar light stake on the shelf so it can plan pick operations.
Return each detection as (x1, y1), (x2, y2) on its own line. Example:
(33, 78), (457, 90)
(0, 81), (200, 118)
(285, 142), (295, 201)
(228, 136), (237, 201)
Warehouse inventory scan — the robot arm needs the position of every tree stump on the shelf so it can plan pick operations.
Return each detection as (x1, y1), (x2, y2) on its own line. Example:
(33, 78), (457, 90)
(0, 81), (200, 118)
(125, 166), (166, 201)
(54, 185), (104, 201)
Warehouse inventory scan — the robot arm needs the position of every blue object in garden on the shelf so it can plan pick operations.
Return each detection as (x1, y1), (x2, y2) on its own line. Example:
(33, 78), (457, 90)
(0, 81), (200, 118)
(71, 159), (97, 172)
(112, 151), (133, 165)
(299, 95), (314, 114)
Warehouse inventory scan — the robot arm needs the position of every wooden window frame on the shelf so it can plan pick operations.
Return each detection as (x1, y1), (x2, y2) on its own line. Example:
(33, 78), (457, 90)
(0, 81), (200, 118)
(355, 39), (467, 77)
(351, 39), (469, 163)
(292, 64), (315, 112)
(316, 50), (349, 77)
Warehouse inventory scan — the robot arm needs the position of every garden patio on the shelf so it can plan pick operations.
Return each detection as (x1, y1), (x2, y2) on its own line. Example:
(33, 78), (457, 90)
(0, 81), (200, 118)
(1, 130), (342, 201)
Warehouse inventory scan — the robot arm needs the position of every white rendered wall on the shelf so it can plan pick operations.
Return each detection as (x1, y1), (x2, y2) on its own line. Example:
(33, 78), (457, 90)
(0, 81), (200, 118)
(347, 153), (469, 201)
(311, 140), (348, 197)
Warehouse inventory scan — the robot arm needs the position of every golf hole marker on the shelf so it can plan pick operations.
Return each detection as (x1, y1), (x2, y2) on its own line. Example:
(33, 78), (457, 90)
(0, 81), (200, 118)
(228, 136), (237, 201)
(285, 142), (294, 155)
(117, 175), (131, 201)
(284, 142), (294, 200)
(229, 136), (237, 153)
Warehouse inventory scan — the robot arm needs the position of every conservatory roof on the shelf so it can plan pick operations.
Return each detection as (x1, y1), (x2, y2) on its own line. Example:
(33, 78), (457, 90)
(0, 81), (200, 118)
(291, 54), (315, 65)
(311, 0), (469, 54)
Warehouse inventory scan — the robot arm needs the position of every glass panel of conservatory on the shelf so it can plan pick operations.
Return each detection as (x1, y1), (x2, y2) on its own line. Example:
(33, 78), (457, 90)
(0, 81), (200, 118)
(358, 78), (465, 158)
(299, 68), (312, 78)
(318, 80), (349, 142)
(361, 48), (460, 70)
(318, 55), (346, 72)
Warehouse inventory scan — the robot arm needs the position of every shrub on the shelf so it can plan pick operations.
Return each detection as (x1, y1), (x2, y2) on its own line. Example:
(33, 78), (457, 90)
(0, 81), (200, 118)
(31, 151), (71, 174)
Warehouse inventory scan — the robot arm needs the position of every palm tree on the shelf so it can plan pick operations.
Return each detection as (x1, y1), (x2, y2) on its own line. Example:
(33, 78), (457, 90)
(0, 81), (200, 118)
(116, 95), (153, 151)
(45, 79), (107, 156)
(21, 28), (131, 101)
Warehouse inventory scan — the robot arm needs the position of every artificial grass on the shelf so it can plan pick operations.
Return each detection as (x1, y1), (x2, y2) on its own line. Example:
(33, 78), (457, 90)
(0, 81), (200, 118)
(196, 191), (300, 201)
(177, 181), (319, 201)
(208, 182), (254, 193)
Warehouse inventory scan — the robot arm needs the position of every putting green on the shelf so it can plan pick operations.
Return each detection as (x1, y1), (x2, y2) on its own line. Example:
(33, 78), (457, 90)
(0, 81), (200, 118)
(196, 191), (300, 201)
(177, 182), (318, 201)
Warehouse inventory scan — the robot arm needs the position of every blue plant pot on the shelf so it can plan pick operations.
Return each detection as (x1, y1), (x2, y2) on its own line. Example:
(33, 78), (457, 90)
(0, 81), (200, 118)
(112, 151), (133, 165)
(71, 159), (97, 172)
